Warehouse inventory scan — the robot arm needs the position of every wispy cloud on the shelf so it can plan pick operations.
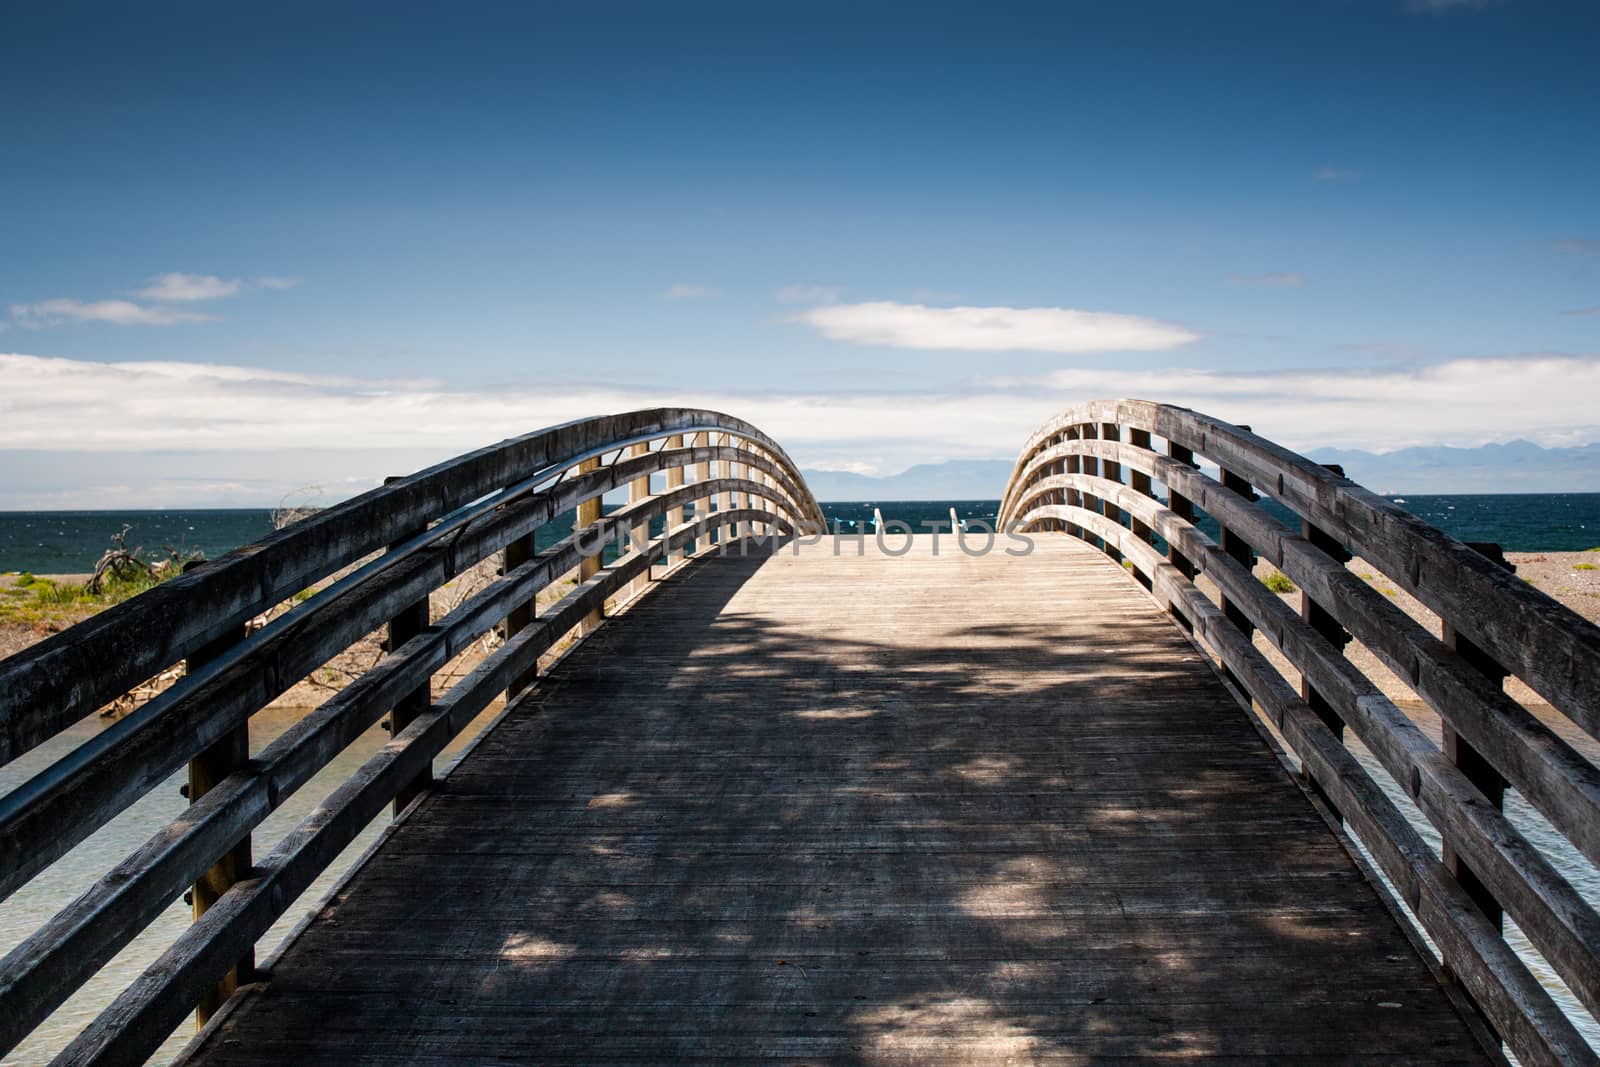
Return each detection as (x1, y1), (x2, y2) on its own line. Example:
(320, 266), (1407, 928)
(1555, 237), (1600, 256)
(1314, 166), (1362, 182)
(9, 300), (217, 327)
(793, 301), (1199, 353)
(137, 272), (244, 302)
(1225, 272), (1305, 287)
(662, 283), (720, 300)
(774, 284), (842, 305)
(11, 271), (299, 328)
(1562, 306), (1600, 317)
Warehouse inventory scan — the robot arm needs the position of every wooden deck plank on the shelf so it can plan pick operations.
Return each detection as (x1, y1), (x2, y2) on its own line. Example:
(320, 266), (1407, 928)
(185, 538), (1492, 1064)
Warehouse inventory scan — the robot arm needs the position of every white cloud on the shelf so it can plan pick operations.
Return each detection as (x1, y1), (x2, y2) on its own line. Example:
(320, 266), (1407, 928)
(257, 275), (302, 290)
(1314, 166), (1362, 182)
(3, 351), (1596, 503)
(793, 301), (1199, 353)
(1555, 238), (1600, 256)
(9, 300), (217, 327)
(774, 284), (843, 305)
(1225, 272), (1304, 287)
(137, 272), (244, 302)
(663, 283), (720, 300)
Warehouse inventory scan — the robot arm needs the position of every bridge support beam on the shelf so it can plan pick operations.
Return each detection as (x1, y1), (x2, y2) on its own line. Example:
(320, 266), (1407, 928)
(1443, 542), (1514, 931)
(578, 456), (603, 635)
(1300, 465), (1354, 818)
(1100, 423), (1123, 565)
(184, 609), (254, 1028)
(665, 434), (685, 565)
(1216, 431), (1259, 695)
(1165, 441), (1198, 631)
(503, 530), (538, 701)
(384, 506), (434, 817)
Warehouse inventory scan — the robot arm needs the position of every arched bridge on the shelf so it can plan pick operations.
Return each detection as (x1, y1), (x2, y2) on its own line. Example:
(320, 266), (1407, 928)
(2, 403), (1598, 1064)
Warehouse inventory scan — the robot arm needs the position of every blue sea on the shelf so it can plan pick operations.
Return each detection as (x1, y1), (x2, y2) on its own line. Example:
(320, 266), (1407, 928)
(1, 494), (1597, 574)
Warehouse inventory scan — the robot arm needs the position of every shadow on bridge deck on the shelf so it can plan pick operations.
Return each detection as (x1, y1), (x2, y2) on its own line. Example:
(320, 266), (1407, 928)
(184, 537), (1494, 1064)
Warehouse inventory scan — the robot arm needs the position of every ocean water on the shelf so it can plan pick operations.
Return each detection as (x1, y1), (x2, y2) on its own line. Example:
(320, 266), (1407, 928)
(4, 493), (1596, 574)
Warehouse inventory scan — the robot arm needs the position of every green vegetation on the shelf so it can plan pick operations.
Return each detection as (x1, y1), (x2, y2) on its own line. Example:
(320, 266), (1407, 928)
(1, 527), (203, 629)
(1261, 570), (1296, 594)
(0, 570), (167, 627)
(1576, 562), (1597, 572)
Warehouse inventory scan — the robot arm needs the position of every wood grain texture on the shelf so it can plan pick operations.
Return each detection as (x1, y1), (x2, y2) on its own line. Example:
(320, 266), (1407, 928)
(186, 538), (1493, 1064)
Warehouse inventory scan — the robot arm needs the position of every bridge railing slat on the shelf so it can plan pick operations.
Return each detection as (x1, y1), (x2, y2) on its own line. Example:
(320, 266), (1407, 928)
(0, 411), (822, 1062)
(49, 506), (785, 1067)
(0, 447), (806, 905)
(999, 400), (1600, 1066)
(0, 410), (814, 767)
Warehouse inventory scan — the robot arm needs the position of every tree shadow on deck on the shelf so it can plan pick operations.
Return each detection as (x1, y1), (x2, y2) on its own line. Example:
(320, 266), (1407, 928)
(200, 543), (1492, 1065)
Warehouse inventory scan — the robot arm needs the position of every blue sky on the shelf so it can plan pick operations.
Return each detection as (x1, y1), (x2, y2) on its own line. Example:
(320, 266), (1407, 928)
(3, 0), (1598, 506)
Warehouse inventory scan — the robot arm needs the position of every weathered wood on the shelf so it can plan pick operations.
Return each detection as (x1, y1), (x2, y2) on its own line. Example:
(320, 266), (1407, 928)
(1016, 504), (1590, 1064)
(1017, 480), (1600, 1040)
(0, 464), (796, 905)
(184, 538), (1497, 1066)
(575, 456), (603, 635)
(0, 523), (672, 1053)
(664, 434), (685, 565)
(384, 509), (433, 818)
(51, 510), (787, 1066)
(1012, 436), (1600, 876)
(182, 617), (253, 1028)
(0, 410), (820, 768)
(1444, 542), (1515, 931)
(501, 530), (538, 700)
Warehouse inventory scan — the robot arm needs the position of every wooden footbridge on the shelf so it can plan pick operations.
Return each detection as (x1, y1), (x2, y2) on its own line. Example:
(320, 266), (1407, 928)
(2, 402), (1598, 1064)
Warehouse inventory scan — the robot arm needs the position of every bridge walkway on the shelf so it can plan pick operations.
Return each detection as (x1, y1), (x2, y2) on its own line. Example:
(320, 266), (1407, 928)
(185, 537), (1493, 1064)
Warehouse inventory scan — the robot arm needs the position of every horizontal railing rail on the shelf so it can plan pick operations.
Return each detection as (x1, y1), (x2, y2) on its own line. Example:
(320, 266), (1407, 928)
(999, 399), (1600, 1067)
(0, 411), (822, 1065)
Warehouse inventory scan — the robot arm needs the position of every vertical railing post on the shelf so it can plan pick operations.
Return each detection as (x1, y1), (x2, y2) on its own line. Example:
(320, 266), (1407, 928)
(381, 493), (433, 818)
(737, 441), (752, 541)
(1216, 428), (1259, 693)
(1127, 428), (1156, 548)
(1165, 440), (1199, 631)
(664, 434), (685, 567)
(1125, 427), (1157, 589)
(720, 434), (736, 550)
(697, 433), (714, 556)
(184, 589), (253, 1027)
(577, 456), (603, 635)
(1299, 464), (1354, 816)
(1100, 422), (1124, 565)
(627, 443), (650, 594)
(1064, 427), (1082, 538)
(502, 527), (538, 701)
(1080, 424), (1105, 552)
(1443, 542), (1514, 929)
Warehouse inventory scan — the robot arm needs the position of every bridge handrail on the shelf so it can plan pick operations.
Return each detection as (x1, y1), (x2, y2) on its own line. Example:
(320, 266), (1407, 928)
(0, 411), (822, 1065)
(999, 399), (1600, 1067)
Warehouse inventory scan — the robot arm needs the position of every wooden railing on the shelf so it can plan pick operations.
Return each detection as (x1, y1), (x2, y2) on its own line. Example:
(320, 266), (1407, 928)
(999, 399), (1600, 1066)
(0, 409), (823, 1065)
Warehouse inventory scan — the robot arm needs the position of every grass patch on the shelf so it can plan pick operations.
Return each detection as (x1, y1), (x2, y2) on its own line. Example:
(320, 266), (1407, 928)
(0, 569), (173, 628)
(1261, 570), (1296, 594)
(1576, 562), (1598, 571)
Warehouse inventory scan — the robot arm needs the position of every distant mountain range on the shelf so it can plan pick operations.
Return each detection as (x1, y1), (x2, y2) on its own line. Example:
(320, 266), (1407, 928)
(801, 441), (1600, 501)
(1307, 440), (1600, 494)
